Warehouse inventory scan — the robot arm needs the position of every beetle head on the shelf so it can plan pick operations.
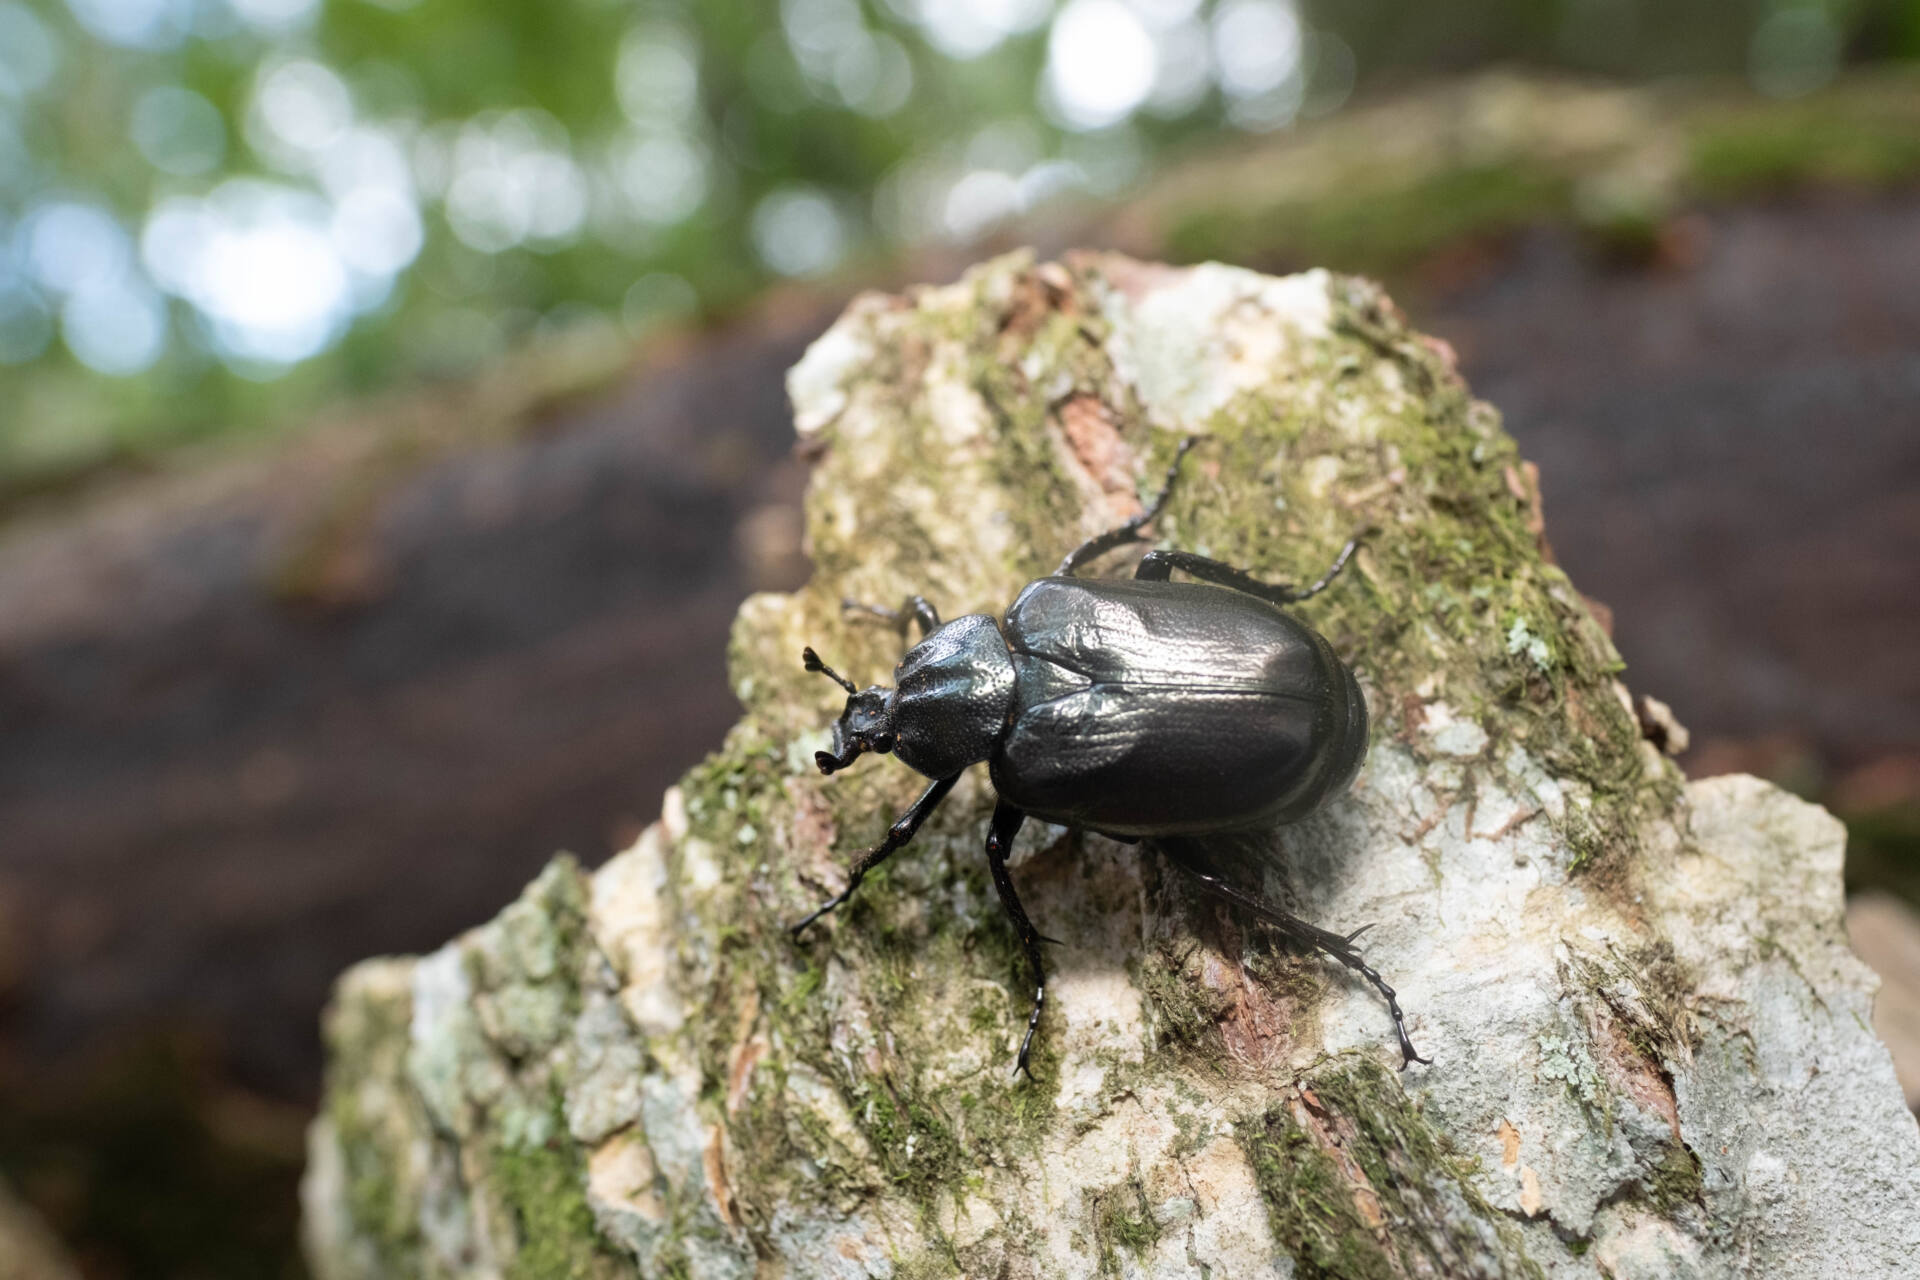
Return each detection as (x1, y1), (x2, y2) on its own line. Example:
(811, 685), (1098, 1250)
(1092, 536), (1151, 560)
(803, 647), (896, 774)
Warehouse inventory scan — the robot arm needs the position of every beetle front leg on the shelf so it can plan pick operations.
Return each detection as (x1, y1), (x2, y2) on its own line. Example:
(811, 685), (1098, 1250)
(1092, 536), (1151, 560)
(982, 800), (1046, 1078)
(1134, 539), (1359, 606)
(842, 594), (942, 642)
(1159, 848), (1429, 1068)
(790, 773), (960, 936)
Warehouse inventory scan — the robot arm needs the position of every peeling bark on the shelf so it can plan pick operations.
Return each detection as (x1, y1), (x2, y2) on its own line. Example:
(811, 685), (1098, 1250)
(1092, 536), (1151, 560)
(302, 252), (1920, 1279)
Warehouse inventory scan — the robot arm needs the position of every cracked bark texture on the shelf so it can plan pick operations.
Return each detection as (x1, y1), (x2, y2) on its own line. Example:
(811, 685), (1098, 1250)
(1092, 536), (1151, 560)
(301, 252), (1920, 1279)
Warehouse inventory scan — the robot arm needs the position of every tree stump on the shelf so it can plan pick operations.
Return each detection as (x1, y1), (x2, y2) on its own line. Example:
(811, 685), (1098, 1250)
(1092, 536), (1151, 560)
(302, 252), (1920, 1279)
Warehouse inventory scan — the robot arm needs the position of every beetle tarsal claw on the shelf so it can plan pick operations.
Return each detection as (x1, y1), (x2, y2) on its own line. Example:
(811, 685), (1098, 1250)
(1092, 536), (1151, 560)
(789, 895), (841, 938)
(1343, 922), (1376, 945)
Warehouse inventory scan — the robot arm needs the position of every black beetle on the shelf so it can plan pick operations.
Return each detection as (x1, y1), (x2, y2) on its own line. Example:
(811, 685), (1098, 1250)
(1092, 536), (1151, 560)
(791, 440), (1426, 1073)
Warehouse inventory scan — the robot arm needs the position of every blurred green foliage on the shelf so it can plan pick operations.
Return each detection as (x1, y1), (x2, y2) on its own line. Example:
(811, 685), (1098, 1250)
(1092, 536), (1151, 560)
(0, 0), (1915, 499)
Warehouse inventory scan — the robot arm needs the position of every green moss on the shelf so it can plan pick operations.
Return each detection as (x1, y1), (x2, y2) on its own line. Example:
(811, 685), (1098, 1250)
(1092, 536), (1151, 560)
(670, 766), (1022, 1239)
(332, 1091), (416, 1266)
(1576, 938), (1697, 1067)
(653, 1246), (695, 1280)
(895, 1249), (970, 1280)
(1086, 1178), (1164, 1276)
(1243, 1110), (1397, 1280)
(859, 1084), (963, 1198)
(1134, 941), (1235, 1061)
(1645, 1143), (1704, 1215)
(494, 1111), (623, 1280)
(320, 969), (425, 1269)
(1169, 163), (1571, 278)
(1154, 71), (1920, 291)
(1690, 77), (1920, 194)
(1243, 1058), (1542, 1280)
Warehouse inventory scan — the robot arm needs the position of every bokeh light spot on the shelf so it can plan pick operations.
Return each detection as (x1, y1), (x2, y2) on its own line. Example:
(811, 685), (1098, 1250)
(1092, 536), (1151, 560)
(1046, 0), (1157, 131)
(446, 168), (529, 254)
(617, 25), (702, 125)
(751, 187), (847, 276)
(1146, 16), (1212, 116)
(906, 0), (1052, 60)
(612, 133), (709, 227)
(142, 180), (357, 368)
(63, 0), (185, 50)
(835, 31), (915, 116)
(22, 202), (132, 297)
(1301, 30), (1356, 118)
(1212, 0), (1302, 99)
(229, 0), (319, 35)
(61, 277), (168, 376)
(252, 59), (353, 168)
(943, 168), (1020, 240)
(444, 111), (590, 253)
(332, 187), (423, 276)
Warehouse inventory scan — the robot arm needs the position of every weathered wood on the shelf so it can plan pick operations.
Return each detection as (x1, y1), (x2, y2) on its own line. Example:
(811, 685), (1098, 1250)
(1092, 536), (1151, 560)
(303, 252), (1920, 1278)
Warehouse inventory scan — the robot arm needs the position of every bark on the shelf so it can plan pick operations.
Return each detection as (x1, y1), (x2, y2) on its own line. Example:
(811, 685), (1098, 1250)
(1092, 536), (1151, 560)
(301, 252), (1920, 1279)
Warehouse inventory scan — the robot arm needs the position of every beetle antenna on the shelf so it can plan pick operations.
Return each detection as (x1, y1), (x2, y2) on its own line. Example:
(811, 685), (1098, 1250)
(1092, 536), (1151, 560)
(802, 647), (858, 695)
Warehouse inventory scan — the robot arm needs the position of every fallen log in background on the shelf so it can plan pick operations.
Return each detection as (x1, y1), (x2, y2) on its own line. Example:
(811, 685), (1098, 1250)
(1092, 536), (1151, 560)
(305, 249), (1920, 1276)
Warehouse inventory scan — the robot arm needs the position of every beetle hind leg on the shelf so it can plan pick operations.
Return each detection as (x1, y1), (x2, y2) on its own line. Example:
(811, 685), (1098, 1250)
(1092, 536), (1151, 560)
(1161, 851), (1429, 1068)
(982, 801), (1047, 1078)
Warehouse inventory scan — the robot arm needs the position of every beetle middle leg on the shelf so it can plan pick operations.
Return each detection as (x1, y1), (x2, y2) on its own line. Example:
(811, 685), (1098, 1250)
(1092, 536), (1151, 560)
(1057, 436), (1198, 575)
(1134, 540), (1359, 605)
(1157, 842), (1429, 1068)
(790, 773), (960, 936)
(842, 594), (941, 640)
(981, 800), (1047, 1078)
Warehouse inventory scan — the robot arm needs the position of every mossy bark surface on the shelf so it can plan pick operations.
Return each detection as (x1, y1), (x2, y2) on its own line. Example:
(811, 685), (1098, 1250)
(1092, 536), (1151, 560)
(303, 252), (1920, 1279)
